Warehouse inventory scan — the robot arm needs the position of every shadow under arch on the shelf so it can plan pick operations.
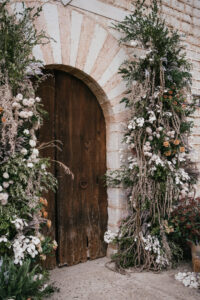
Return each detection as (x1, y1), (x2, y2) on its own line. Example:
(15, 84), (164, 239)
(45, 64), (112, 122)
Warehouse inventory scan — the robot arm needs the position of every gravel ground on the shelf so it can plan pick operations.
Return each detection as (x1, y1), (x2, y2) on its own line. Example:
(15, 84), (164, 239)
(49, 257), (200, 300)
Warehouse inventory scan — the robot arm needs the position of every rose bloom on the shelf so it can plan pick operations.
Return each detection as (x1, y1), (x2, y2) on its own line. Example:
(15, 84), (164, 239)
(173, 139), (180, 145)
(43, 211), (48, 218)
(164, 151), (171, 156)
(168, 90), (173, 95)
(163, 141), (169, 147)
(180, 147), (185, 152)
(47, 219), (52, 228)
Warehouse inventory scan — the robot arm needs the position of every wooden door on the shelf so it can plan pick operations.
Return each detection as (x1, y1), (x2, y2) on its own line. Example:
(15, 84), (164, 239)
(38, 70), (107, 267)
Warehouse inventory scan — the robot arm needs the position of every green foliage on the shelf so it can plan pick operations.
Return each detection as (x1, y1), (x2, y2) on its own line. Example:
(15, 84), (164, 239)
(169, 198), (200, 245)
(0, 257), (56, 300)
(115, 0), (192, 90)
(0, 0), (49, 93)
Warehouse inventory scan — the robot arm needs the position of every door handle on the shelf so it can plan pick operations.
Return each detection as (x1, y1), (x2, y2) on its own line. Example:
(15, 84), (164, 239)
(79, 180), (88, 189)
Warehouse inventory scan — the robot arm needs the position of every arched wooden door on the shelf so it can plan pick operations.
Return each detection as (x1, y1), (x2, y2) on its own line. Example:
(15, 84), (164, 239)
(38, 70), (107, 268)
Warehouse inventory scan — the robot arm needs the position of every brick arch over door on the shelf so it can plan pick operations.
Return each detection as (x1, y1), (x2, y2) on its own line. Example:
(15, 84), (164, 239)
(22, 0), (129, 256)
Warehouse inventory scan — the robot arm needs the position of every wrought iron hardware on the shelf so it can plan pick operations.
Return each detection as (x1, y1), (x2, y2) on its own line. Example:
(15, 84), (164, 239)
(79, 180), (88, 189)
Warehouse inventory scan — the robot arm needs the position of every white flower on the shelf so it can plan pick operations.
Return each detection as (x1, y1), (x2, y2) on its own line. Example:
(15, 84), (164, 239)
(0, 236), (8, 243)
(136, 117), (145, 127)
(19, 111), (29, 118)
(163, 111), (172, 117)
(41, 164), (46, 170)
(0, 192), (9, 205)
(175, 272), (200, 289)
(27, 111), (33, 117)
(32, 148), (39, 156)
(130, 40), (138, 47)
(12, 102), (21, 109)
(16, 93), (23, 101)
(3, 182), (9, 188)
(29, 140), (36, 147)
(27, 162), (34, 168)
(146, 127), (152, 134)
(148, 111), (156, 123)
(22, 98), (29, 106)
(104, 230), (118, 244)
(0, 186), (2, 192)
(28, 98), (35, 106)
(158, 127), (163, 131)
(23, 129), (29, 135)
(11, 218), (27, 231)
(12, 234), (40, 264)
(148, 136), (153, 141)
(21, 148), (28, 155)
(3, 172), (9, 179)
(35, 97), (41, 102)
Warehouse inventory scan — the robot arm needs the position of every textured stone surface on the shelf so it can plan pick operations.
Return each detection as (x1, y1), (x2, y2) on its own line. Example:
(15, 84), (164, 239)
(49, 258), (200, 300)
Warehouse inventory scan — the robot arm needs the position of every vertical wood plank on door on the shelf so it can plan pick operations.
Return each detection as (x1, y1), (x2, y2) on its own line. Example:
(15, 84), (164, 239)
(55, 71), (87, 266)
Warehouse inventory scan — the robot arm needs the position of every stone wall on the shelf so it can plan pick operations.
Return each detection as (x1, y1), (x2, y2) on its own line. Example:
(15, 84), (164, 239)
(11, 0), (200, 256)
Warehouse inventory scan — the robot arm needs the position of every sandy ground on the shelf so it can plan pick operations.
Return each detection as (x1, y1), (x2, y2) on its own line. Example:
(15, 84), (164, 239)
(49, 257), (200, 300)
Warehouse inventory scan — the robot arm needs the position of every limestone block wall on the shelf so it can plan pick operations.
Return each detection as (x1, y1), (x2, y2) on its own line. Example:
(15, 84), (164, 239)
(11, 0), (200, 255)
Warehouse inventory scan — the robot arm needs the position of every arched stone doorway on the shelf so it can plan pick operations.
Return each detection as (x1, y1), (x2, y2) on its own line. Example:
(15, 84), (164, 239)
(38, 69), (107, 268)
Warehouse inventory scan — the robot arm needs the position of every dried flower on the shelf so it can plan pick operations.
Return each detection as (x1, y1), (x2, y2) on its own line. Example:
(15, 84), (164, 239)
(173, 139), (180, 145)
(40, 254), (46, 261)
(163, 141), (169, 147)
(164, 151), (171, 156)
(43, 211), (48, 218)
(180, 147), (185, 152)
(47, 220), (52, 229)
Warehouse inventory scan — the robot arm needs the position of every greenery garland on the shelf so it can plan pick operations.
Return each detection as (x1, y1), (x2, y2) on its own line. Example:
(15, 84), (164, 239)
(105, 0), (199, 271)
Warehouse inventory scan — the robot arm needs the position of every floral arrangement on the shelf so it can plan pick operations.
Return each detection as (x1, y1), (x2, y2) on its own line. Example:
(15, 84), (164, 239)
(169, 198), (200, 245)
(175, 272), (200, 289)
(0, 71), (58, 266)
(105, 0), (199, 271)
(0, 1), (65, 298)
